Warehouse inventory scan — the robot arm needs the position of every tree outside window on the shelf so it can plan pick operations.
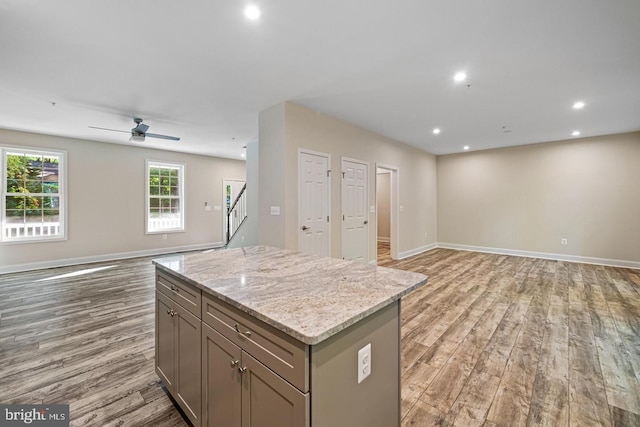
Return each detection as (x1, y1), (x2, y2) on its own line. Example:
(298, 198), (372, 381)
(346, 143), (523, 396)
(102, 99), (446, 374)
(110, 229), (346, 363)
(2, 148), (64, 242)
(146, 161), (184, 233)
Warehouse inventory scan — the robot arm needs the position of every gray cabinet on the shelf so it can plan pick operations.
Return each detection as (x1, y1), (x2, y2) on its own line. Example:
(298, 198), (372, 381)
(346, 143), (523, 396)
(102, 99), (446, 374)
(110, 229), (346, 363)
(241, 351), (307, 427)
(201, 309), (308, 427)
(202, 323), (242, 427)
(155, 272), (202, 427)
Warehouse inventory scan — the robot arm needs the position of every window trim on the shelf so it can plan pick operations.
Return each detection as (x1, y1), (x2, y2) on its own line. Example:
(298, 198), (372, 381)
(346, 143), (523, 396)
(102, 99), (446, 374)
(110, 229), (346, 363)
(1, 145), (67, 244)
(145, 159), (185, 234)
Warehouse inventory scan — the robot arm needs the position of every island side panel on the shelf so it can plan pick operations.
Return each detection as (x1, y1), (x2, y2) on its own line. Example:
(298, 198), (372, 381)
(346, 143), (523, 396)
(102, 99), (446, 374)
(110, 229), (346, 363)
(310, 301), (400, 427)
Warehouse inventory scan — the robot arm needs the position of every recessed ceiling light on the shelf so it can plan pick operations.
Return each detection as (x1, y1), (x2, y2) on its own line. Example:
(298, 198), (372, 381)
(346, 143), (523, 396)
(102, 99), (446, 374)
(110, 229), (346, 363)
(572, 130), (581, 136)
(454, 72), (467, 83)
(573, 101), (585, 109)
(244, 4), (260, 20)
(463, 145), (470, 150)
(432, 128), (441, 135)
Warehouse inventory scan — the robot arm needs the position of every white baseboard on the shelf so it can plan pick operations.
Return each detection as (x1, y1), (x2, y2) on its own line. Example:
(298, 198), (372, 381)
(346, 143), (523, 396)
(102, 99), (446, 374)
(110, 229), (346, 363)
(377, 237), (390, 243)
(398, 243), (438, 260)
(437, 242), (640, 270)
(0, 242), (225, 275)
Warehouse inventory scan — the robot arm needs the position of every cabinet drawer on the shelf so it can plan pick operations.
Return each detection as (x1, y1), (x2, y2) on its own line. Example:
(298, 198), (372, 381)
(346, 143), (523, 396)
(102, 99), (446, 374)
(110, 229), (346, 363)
(157, 270), (202, 318)
(202, 293), (308, 392)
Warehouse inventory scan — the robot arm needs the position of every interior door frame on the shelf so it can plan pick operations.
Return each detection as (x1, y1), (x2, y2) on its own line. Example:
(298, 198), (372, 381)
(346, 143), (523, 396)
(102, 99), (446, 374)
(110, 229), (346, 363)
(298, 148), (331, 256)
(376, 163), (399, 261)
(341, 156), (370, 263)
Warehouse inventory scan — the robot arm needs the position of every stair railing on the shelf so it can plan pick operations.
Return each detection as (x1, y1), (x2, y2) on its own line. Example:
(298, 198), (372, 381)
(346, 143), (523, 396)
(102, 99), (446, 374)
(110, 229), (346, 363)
(226, 183), (247, 245)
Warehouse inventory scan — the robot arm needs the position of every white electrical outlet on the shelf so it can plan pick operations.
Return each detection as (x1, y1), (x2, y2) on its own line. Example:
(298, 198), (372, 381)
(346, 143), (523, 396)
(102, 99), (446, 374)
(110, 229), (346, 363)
(357, 343), (371, 384)
(162, 234), (167, 240)
(561, 238), (568, 245)
(270, 206), (281, 215)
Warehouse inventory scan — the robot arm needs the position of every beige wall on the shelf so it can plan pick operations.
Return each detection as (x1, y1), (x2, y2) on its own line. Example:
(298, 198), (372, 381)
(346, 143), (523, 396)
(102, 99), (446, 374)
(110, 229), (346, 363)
(258, 102), (437, 261)
(437, 131), (640, 263)
(0, 128), (245, 271)
(376, 172), (390, 241)
(257, 103), (288, 248)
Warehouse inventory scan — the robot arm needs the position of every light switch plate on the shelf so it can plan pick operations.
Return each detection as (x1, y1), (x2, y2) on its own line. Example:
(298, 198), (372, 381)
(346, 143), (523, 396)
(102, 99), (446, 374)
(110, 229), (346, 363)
(270, 206), (281, 215)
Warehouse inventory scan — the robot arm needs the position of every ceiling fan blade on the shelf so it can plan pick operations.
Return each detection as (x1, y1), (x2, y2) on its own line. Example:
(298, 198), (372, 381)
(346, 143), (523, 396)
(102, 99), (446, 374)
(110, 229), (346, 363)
(133, 123), (149, 134)
(88, 126), (129, 134)
(145, 133), (181, 141)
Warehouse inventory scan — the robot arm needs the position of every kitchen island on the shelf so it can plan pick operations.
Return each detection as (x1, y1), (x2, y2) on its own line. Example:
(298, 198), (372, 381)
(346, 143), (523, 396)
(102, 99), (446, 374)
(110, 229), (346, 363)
(153, 246), (427, 427)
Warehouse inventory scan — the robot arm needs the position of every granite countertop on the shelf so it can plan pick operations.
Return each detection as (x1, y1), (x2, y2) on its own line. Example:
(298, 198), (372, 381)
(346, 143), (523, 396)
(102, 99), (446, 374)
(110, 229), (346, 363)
(153, 246), (428, 345)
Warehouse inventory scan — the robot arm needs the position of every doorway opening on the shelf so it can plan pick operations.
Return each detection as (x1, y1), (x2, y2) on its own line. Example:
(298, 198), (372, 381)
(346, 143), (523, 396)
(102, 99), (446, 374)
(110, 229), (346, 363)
(223, 178), (246, 244)
(376, 164), (399, 263)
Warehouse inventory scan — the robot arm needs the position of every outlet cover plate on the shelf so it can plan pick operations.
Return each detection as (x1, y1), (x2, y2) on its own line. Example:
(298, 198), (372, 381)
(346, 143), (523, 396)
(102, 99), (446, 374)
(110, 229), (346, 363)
(358, 343), (371, 384)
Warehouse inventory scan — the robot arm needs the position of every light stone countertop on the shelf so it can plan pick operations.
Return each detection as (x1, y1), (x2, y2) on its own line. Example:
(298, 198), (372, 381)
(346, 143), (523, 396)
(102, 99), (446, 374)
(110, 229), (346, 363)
(153, 246), (428, 345)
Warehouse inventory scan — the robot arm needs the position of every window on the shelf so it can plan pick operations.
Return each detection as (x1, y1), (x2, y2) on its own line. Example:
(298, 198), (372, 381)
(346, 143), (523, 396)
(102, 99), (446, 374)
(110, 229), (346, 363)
(146, 160), (184, 233)
(2, 147), (66, 242)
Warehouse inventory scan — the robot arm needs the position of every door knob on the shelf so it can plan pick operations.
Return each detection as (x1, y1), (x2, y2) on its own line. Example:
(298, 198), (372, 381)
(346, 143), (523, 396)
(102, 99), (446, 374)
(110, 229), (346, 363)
(364, 220), (368, 225)
(301, 225), (310, 231)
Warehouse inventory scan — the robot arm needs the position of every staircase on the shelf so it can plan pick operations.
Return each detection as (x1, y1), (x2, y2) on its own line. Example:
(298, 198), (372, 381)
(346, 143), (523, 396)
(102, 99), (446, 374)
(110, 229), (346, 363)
(226, 183), (247, 245)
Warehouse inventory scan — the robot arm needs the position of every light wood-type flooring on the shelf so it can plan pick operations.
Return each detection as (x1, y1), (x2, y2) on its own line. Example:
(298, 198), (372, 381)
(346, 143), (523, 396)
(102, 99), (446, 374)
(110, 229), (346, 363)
(1, 248), (640, 426)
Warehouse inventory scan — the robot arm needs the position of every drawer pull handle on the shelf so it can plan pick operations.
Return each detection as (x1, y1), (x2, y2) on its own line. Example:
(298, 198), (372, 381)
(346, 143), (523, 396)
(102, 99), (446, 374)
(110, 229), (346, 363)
(230, 360), (239, 367)
(168, 309), (176, 317)
(170, 285), (180, 293)
(167, 309), (171, 315)
(238, 366), (247, 374)
(234, 323), (252, 337)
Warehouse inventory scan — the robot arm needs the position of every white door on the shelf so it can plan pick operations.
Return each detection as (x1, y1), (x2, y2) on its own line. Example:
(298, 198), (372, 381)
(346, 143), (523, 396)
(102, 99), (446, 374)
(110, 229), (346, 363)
(342, 158), (369, 262)
(223, 179), (246, 243)
(298, 151), (330, 257)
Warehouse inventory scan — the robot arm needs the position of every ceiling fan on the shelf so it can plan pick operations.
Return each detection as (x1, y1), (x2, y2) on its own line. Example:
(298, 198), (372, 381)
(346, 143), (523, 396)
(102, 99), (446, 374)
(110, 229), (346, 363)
(89, 118), (180, 142)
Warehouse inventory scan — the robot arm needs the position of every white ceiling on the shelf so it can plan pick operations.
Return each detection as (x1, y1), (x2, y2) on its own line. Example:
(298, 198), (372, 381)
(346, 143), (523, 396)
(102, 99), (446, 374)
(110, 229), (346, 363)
(1, 1), (639, 160)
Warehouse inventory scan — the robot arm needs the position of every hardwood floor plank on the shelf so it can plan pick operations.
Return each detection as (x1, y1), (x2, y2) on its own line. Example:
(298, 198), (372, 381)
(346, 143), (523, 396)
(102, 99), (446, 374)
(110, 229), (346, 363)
(401, 359), (441, 419)
(610, 405), (640, 427)
(403, 399), (450, 427)
(447, 371), (501, 427)
(583, 264), (640, 415)
(486, 278), (550, 426)
(419, 300), (510, 413)
(69, 391), (147, 427)
(525, 266), (570, 427)
(567, 264), (613, 427)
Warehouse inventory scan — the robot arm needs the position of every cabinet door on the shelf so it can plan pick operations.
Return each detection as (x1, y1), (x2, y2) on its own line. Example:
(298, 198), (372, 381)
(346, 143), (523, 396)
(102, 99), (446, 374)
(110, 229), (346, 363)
(202, 324), (242, 427)
(155, 290), (175, 392)
(174, 301), (202, 427)
(241, 352), (309, 427)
